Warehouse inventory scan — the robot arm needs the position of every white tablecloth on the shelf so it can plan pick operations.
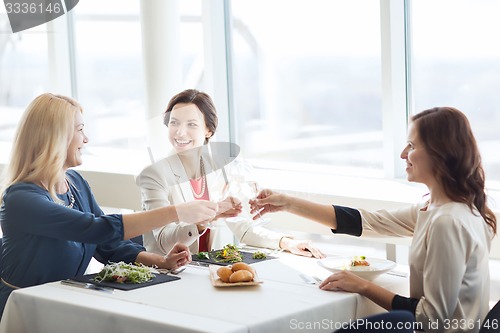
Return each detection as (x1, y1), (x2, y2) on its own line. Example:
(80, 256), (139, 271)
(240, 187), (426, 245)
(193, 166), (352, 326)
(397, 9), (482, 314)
(0, 253), (409, 333)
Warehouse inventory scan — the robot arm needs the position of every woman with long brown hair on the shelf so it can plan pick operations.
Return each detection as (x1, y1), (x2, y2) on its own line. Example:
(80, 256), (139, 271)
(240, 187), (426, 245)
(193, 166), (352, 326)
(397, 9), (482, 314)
(250, 107), (496, 333)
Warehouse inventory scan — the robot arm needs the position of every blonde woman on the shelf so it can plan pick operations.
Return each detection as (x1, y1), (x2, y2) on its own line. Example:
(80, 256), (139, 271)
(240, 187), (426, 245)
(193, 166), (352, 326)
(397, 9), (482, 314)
(0, 93), (217, 317)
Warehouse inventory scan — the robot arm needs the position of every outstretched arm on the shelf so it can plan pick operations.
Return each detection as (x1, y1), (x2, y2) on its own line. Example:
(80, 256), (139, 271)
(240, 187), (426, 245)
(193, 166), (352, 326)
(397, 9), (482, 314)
(249, 189), (338, 229)
(122, 200), (217, 240)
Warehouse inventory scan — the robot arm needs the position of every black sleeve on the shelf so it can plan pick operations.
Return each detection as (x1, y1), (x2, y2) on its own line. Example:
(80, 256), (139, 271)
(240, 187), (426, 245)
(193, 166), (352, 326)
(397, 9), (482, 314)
(331, 205), (363, 236)
(392, 294), (419, 315)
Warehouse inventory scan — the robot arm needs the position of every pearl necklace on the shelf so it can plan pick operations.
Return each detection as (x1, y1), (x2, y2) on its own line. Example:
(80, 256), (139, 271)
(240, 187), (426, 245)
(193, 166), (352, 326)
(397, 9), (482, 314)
(60, 181), (75, 209)
(190, 157), (206, 199)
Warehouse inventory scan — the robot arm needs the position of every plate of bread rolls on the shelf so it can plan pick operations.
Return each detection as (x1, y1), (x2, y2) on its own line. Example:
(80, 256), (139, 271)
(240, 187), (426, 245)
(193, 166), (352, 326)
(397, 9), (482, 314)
(209, 263), (263, 287)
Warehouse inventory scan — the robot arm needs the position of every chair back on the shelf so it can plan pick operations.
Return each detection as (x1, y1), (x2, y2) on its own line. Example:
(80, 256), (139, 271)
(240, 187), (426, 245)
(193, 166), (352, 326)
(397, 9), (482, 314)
(480, 300), (500, 333)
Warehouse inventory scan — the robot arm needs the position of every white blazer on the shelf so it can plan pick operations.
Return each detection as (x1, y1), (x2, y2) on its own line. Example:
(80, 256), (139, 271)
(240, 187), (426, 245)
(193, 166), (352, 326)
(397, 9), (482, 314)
(136, 150), (285, 255)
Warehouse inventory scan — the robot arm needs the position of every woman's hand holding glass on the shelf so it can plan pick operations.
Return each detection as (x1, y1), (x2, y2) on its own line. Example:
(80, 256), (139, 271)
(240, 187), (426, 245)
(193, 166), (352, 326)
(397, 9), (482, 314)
(198, 172), (242, 230)
(199, 197), (242, 232)
(175, 200), (218, 225)
(249, 190), (325, 258)
(215, 196), (243, 219)
(249, 188), (289, 219)
(240, 181), (270, 226)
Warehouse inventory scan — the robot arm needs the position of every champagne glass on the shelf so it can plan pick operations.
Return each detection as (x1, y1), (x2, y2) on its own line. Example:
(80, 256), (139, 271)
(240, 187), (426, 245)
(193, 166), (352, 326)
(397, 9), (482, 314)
(242, 180), (270, 227)
(201, 169), (230, 230)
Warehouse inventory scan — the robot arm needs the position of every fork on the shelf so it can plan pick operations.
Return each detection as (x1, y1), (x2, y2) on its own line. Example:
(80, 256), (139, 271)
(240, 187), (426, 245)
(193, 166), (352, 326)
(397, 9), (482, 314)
(152, 266), (186, 275)
(170, 267), (186, 275)
(299, 273), (318, 284)
(312, 275), (323, 283)
(269, 248), (285, 256)
(299, 273), (323, 284)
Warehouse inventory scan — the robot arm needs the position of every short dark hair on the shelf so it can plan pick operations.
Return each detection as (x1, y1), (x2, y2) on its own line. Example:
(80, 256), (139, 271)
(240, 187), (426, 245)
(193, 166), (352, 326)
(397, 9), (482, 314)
(163, 89), (218, 144)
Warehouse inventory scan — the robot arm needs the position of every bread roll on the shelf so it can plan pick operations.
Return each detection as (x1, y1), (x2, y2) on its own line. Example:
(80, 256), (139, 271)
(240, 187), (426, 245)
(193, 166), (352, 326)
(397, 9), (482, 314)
(217, 266), (233, 283)
(231, 262), (255, 278)
(229, 269), (254, 283)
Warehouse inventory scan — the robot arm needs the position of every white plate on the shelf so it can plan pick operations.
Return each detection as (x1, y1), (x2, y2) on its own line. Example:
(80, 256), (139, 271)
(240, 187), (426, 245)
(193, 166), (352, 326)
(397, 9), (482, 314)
(317, 257), (396, 280)
(208, 265), (263, 287)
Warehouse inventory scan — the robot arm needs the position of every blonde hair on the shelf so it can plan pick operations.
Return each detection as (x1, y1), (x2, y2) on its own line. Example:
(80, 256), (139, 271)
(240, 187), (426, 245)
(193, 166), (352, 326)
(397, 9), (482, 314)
(0, 93), (82, 202)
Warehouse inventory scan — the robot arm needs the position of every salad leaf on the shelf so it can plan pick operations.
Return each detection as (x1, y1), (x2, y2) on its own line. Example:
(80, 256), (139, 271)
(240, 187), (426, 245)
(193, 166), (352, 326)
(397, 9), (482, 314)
(252, 251), (267, 259)
(214, 244), (243, 263)
(93, 261), (155, 284)
(197, 252), (210, 260)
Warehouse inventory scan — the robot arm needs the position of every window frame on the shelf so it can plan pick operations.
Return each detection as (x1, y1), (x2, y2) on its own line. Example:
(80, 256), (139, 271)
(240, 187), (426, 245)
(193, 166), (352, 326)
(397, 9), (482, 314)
(1, 0), (499, 208)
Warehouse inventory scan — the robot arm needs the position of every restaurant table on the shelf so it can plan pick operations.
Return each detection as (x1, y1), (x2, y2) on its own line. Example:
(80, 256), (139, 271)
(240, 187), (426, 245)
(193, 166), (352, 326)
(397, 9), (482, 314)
(0, 253), (409, 333)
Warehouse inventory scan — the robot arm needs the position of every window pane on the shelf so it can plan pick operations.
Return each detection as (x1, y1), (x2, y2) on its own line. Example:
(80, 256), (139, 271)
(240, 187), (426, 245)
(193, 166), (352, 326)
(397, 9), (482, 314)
(230, 0), (382, 176)
(73, 0), (204, 152)
(0, 17), (49, 143)
(73, 0), (145, 149)
(179, 1), (204, 89)
(411, 0), (500, 183)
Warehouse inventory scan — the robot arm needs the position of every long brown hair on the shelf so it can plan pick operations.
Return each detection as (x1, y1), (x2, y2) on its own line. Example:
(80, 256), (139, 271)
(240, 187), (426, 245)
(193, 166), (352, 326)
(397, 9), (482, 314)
(412, 107), (496, 235)
(163, 89), (218, 144)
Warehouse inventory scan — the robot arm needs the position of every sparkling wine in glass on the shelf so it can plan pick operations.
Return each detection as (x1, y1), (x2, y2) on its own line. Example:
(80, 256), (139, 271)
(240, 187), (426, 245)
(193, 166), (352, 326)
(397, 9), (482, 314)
(243, 181), (269, 226)
(202, 169), (230, 230)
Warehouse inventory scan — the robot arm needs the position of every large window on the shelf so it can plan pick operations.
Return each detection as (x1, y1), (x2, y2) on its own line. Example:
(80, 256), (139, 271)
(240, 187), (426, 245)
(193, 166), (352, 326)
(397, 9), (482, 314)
(72, 0), (144, 149)
(1, 0), (500, 190)
(0, 15), (49, 143)
(230, 0), (383, 177)
(73, 0), (204, 152)
(71, 1), (205, 168)
(411, 0), (500, 184)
